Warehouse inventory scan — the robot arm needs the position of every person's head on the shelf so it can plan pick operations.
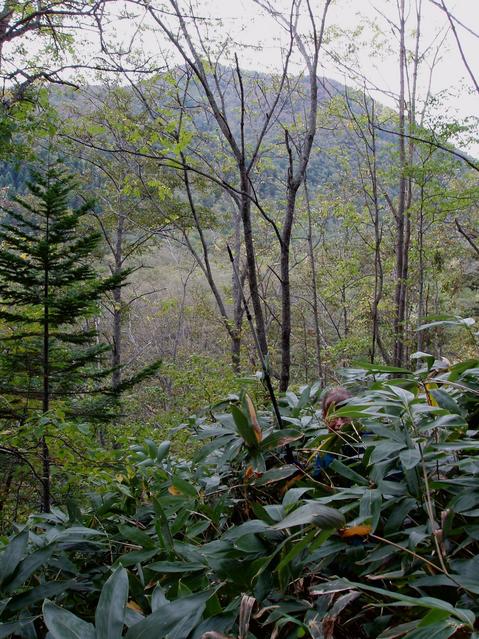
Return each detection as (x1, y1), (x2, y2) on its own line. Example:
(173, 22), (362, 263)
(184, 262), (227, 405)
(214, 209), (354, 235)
(322, 387), (352, 432)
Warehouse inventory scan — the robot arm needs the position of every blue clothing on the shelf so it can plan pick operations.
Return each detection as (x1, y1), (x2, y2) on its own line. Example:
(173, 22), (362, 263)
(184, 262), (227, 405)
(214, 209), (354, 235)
(313, 452), (335, 478)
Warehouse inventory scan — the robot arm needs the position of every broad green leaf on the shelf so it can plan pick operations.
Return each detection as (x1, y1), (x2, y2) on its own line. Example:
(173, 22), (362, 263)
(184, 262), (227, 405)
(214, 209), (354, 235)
(253, 465), (298, 486)
(261, 429), (303, 451)
(317, 579), (474, 627)
(449, 491), (479, 514)
(384, 497), (417, 534)
(118, 526), (154, 549)
(448, 359), (479, 381)
(429, 390), (463, 415)
(388, 385), (415, 404)
(412, 573), (479, 595)
(43, 600), (96, 639)
(193, 436), (233, 462)
(402, 619), (463, 639)
(359, 489), (382, 531)
(418, 316), (475, 331)
(146, 561), (206, 573)
(378, 621), (434, 638)
(115, 549), (158, 568)
(276, 529), (316, 572)
(329, 405), (374, 418)
(282, 487), (314, 507)
(223, 520), (270, 540)
(8, 579), (76, 612)
(156, 440), (171, 462)
(272, 502), (344, 530)
(411, 352), (436, 370)
(353, 361), (411, 374)
(0, 530), (28, 587)
(151, 585), (169, 611)
(170, 477), (198, 498)
(426, 414), (466, 430)
(329, 460), (369, 485)
(6, 545), (54, 591)
(370, 441), (406, 464)
(231, 405), (258, 448)
(153, 499), (173, 550)
(125, 589), (214, 639)
(0, 619), (37, 639)
(95, 567), (128, 639)
(400, 448), (422, 470)
(418, 609), (451, 626)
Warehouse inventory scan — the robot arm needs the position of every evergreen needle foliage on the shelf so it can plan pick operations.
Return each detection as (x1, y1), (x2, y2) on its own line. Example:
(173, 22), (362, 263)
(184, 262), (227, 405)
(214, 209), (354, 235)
(0, 164), (131, 511)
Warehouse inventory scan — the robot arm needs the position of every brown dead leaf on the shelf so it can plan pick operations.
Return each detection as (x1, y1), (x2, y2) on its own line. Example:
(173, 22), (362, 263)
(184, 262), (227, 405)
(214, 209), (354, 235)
(280, 472), (303, 495)
(127, 600), (143, 613)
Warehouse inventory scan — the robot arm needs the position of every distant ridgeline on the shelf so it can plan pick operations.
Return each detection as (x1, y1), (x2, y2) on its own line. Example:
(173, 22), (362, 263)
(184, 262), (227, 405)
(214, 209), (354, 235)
(0, 67), (464, 199)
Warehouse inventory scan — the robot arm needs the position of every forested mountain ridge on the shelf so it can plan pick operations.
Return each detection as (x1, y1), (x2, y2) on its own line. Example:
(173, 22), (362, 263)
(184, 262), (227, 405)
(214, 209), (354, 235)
(1, 71), (396, 192)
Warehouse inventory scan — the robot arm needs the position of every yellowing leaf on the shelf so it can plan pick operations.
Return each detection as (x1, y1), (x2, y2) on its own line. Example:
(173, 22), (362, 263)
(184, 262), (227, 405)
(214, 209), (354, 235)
(168, 485), (182, 496)
(244, 466), (262, 481)
(425, 383), (438, 406)
(280, 472), (303, 495)
(339, 524), (372, 538)
(244, 394), (262, 442)
(244, 465), (254, 480)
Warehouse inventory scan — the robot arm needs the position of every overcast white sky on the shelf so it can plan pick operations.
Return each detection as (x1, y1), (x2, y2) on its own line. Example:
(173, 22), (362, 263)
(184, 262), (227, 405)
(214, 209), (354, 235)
(11, 0), (467, 152)
(110, 0), (477, 151)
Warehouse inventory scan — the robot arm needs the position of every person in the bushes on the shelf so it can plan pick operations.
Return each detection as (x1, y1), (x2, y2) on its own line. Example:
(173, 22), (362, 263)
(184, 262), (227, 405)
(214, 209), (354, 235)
(312, 387), (359, 480)
(322, 387), (353, 432)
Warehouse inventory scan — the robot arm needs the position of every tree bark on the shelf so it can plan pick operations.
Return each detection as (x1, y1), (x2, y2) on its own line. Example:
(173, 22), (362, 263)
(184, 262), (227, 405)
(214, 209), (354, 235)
(277, 0), (331, 391)
(305, 180), (324, 382)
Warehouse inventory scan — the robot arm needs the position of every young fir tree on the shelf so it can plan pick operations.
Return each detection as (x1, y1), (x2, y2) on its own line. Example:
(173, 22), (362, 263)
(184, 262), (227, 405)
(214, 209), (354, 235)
(0, 164), (158, 512)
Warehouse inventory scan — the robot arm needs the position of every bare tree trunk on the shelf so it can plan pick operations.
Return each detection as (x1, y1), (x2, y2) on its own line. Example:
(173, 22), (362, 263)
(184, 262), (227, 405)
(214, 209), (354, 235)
(277, 0), (331, 391)
(241, 174), (269, 358)
(301, 311), (309, 381)
(368, 102), (386, 364)
(279, 186), (295, 391)
(393, 0), (421, 367)
(173, 263), (196, 362)
(232, 207), (244, 373)
(393, 0), (408, 368)
(417, 186), (426, 353)
(304, 180), (324, 382)
(342, 286), (349, 337)
(180, 161), (245, 371)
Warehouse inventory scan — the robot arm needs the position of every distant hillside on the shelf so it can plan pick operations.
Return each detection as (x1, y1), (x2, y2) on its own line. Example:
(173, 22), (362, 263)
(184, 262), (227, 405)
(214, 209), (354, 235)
(0, 68), (400, 197)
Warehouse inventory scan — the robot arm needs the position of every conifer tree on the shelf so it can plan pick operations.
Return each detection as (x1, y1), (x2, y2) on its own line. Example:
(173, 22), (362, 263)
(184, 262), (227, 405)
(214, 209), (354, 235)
(0, 164), (155, 512)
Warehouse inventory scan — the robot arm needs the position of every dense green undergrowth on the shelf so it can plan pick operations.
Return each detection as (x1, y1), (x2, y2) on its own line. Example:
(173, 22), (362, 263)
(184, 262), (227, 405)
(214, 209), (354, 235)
(1, 349), (479, 639)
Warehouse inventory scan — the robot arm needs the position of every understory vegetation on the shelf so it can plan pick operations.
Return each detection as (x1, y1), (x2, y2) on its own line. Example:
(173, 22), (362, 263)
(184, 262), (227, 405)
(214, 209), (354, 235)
(1, 336), (479, 638)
